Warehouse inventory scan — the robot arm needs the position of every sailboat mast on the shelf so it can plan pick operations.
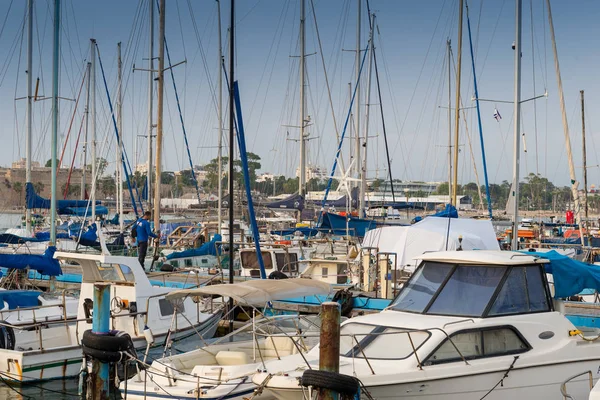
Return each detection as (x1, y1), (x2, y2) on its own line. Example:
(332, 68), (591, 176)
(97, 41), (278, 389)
(581, 90), (588, 223)
(90, 38), (97, 222)
(228, 0), (235, 284)
(25, 0), (33, 235)
(147, 0), (154, 206)
(217, 0), (223, 235)
(154, 0), (165, 229)
(117, 42), (124, 231)
(354, 0), (361, 191)
(360, 12), (375, 217)
(511, 0), (522, 251)
(452, 0), (463, 207)
(82, 61), (90, 199)
(298, 0), (307, 200)
(545, 0), (584, 245)
(50, 0), (60, 244)
(447, 39), (452, 200)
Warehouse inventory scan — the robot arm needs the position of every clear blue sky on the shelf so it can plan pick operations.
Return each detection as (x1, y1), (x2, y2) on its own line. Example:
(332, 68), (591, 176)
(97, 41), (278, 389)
(0, 0), (598, 190)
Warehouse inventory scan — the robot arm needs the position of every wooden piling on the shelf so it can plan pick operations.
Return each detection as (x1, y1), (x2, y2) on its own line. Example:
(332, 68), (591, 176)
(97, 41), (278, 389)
(319, 301), (341, 400)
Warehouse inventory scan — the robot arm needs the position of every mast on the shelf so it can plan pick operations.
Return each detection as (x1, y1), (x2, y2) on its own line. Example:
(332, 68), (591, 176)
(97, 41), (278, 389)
(298, 0), (307, 202)
(147, 0), (154, 206)
(511, 0), (522, 251)
(154, 0), (165, 229)
(217, 0), (223, 234)
(354, 0), (361, 190)
(581, 90), (588, 224)
(50, 0), (60, 244)
(360, 12), (375, 217)
(451, 0), (463, 207)
(82, 61), (90, 199)
(546, 0), (584, 246)
(117, 42), (124, 231)
(228, 0), (235, 285)
(90, 39), (97, 223)
(447, 38), (452, 200)
(25, 0), (33, 235)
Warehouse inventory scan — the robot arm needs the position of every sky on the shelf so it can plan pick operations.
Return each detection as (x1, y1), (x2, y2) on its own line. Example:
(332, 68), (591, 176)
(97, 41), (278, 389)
(0, 0), (599, 190)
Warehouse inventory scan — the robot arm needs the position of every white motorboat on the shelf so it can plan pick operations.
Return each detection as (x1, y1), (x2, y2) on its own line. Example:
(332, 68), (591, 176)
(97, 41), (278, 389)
(0, 251), (223, 382)
(120, 278), (332, 400)
(255, 250), (600, 399)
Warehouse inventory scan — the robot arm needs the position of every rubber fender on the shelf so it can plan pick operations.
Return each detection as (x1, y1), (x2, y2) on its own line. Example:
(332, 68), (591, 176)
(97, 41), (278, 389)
(0, 321), (15, 350)
(82, 330), (133, 352)
(268, 271), (289, 280)
(300, 369), (360, 396)
(82, 344), (123, 363)
(332, 289), (354, 317)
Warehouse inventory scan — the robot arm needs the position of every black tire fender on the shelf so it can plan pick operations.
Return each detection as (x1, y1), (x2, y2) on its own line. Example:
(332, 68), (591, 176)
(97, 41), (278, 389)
(0, 321), (15, 350)
(300, 369), (360, 396)
(82, 344), (124, 363)
(82, 330), (133, 352)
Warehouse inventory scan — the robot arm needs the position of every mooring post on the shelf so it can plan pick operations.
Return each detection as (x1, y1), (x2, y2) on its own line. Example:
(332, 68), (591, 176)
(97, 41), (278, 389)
(319, 301), (341, 400)
(91, 283), (110, 400)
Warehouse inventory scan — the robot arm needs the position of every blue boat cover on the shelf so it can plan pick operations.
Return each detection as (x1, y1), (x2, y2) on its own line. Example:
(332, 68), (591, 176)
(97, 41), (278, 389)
(61, 206), (108, 216)
(0, 290), (41, 309)
(34, 231), (71, 241)
(0, 233), (46, 244)
(270, 227), (320, 237)
(77, 223), (99, 247)
(525, 250), (600, 298)
(25, 182), (101, 212)
(0, 246), (62, 276)
(430, 204), (459, 218)
(265, 193), (304, 211)
(166, 234), (222, 260)
(319, 212), (377, 238)
(312, 187), (359, 208)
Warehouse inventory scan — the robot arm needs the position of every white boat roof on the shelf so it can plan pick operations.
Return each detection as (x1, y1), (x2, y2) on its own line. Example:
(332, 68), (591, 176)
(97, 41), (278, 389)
(166, 278), (332, 306)
(417, 250), (549, 265)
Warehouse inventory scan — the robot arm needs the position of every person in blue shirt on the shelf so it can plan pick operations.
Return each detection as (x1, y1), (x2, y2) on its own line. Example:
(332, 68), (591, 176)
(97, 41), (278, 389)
(135, 211), (160, 271)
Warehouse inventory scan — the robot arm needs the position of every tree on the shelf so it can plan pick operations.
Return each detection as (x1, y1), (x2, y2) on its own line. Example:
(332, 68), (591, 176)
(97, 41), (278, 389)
(12, 182), (23, 206)
(99, 177), (116, 198)
(96, 158), (108, 177)
(161, 171), (175, 185)
(45, 159), (52, 168)
(34, 182), (44, 195)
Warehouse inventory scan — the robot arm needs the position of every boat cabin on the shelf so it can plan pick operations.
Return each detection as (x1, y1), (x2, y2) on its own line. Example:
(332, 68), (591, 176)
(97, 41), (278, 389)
(389, 251), (553, 317)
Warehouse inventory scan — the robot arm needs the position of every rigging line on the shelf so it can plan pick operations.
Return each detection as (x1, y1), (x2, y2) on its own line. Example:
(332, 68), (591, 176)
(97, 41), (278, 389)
(0, 8), (26, 89)
(0, 0), (15, 44)
(12, 3), (27, 158)
(530, 0), (539, 175)
(309, 0), (345, 174)
(63, 109), (86, 199)
(388, 0), (449, 170)
(96, 42), (142, 217)
(474, 0), (506, 82)
(57, 65), (86, 178)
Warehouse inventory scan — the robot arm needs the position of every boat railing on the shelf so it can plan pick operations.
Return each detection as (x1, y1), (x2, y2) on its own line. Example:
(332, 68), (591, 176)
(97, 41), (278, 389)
(252, 325), (471, 373)
(0, 290), (71, 325)
(0, 309), (148, 351)
(560, 370), (593, 399)
(147, 267), (223, 289)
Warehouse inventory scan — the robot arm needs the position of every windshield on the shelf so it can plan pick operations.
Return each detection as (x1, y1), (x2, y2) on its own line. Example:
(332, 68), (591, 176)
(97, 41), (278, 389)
(391, 262), (453, 313)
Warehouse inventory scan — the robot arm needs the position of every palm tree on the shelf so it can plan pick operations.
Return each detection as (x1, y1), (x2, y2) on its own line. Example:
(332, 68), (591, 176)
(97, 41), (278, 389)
(12, 182), (23, 206)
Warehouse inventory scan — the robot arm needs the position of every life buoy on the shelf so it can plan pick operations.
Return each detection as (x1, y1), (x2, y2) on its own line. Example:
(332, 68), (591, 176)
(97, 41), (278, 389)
(275, 240), (291, 245)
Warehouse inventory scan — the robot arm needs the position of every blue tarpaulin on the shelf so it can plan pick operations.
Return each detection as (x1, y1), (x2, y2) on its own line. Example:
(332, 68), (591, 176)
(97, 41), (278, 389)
(61, 206), (108, 216)
(0, 290), (41, 309)
(0, 246), (62, 276)
(525, 250), (600, 298)
(166, 234), (222, 260)
(319, 212), (377, 238)
(430, 204), (459, 218)
(270, 227), (320, 237)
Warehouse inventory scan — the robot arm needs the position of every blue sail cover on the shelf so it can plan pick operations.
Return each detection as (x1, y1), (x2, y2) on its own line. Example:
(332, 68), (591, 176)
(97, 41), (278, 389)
(0, 233), (46, 244)
(61, 206), (108, 217)
(270, 227), (320, 237)
(0, 290), (42, 309)
(77, 223), (99, 247)
(312, 187), (359, 209)
(0, 246), (62, 276)
(319, 212), (377, 238)
(26, 182), (102, 212)
(166, 234), (222, 260)
(525, 250), (600, 298)
(265, 193), (304, 211)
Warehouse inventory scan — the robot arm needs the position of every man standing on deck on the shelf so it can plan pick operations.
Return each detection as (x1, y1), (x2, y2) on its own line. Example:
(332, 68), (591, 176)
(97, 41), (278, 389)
(136, 211), (160, 271)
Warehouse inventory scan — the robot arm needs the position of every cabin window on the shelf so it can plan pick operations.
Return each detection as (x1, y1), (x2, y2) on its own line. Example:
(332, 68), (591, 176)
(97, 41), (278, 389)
(159, 298), (185, 316)
(340, 323), (430, 360)
(276, 253), (298, 273)
(488, 266), (550, 316)
(171, 260), (179, 268)
(241, 251), (273, 270)
(321, 267), (328, 278)
(185, 259), (193, 267)
(391, 262), (453, 313)
(337, 264), (347, 284)
(427, 266), (506, 317)
(424, 326), (529, 365)
(201, 259), (208, 264)
(96, 263), (126, 282)
(118, 265), (135, 281)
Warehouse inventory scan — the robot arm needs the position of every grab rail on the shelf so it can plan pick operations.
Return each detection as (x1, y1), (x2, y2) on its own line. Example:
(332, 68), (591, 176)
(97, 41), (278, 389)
(560, 370), (593, 400)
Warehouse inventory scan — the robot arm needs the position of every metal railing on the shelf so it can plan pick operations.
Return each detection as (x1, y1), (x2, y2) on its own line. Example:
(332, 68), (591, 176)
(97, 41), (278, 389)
(560, 370), (594, 400)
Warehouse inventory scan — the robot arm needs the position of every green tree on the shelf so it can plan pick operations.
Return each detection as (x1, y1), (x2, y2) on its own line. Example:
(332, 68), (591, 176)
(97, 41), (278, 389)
(99, 177), (116, 198)
(45, 159), (52, 168)
(161, 171), (175, 185)
(12, 182), (23, 206)
(34, 182), (44, 195)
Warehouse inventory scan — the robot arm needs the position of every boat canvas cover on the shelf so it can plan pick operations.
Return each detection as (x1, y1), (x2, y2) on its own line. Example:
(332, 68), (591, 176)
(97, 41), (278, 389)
(319, 212), (378, 237)
(166, 278), (332, 306)
(25, 182), (101, 211)
(362, 217), (500, 272)
(0, 245), (62, 276)
(526, 250), (600, 298)
(265, 193), (304, 211)
(165, 234), (222, 260)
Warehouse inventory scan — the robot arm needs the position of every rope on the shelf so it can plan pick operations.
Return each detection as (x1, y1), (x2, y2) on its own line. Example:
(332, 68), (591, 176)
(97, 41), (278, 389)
(479, 355), (519, 399)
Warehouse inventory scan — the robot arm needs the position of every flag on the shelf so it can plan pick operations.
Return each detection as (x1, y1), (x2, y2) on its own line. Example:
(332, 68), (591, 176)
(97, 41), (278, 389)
(493, 108), (502, 121)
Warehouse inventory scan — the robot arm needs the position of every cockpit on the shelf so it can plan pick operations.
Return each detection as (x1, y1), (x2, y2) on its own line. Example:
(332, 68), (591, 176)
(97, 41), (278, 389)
(389, 259), (553, 318)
